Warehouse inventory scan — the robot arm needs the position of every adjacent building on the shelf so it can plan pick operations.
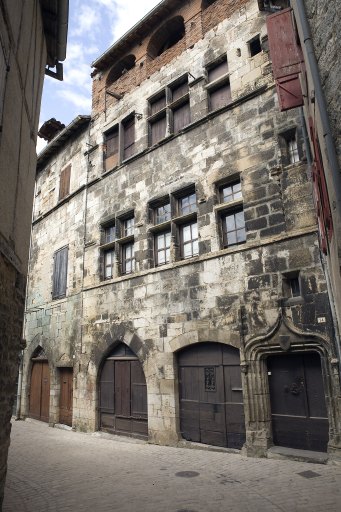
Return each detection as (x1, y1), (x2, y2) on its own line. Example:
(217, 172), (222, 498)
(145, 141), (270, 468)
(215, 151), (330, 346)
(0, 0), (69, 505)
(22, 0), (341, 462)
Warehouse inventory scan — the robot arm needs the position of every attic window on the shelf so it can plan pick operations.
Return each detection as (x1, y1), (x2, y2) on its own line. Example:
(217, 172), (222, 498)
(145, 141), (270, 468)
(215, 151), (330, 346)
(148, 17), (185, 59)
(106, 54), (136, 86)
(249, 35), (262, 57)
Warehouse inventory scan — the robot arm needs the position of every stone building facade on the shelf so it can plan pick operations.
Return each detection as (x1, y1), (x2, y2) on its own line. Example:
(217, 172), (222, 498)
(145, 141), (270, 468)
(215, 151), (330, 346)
(0, 0), (69, 505)
(22, 0), (341, 461)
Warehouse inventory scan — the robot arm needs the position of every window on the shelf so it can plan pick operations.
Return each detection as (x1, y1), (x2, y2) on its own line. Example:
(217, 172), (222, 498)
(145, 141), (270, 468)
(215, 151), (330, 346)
(147, 16), (185, 59)
(58, 165), (71, 200)
(149, 187), (198, 266)
(249, 35), (262, 57)
(123, 217), (134, 237)
(217, 178), (246, 248)
(288, 137), (299, 164)
(148, 76), (190, 146)
(104, 225), (116, 244)
(155, 231), (171, 265)
(180, 221), (198, 259)
(283, 271), (301, 299)
(105, 127), (119, 170)
(123, 116), (135, 160)
(122, 242), (135, 274)
(52, 246), (68, 299)
(206, 57), (231, 111)
(104, 113), (136, 172)
(279, 129), (300, 165)
(104, 249), (115, 279)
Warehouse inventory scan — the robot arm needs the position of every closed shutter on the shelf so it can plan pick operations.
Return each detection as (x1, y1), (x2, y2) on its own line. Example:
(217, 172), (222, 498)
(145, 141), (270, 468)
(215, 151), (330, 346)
(150, 115), (166, 145)
(173, 101), (190, 133)
(150, 94), (166, 115)
(172, 81), (189, 102)
(208, 59), (228, 82)
(58, 165), (71, 200)
(267, 8), (304, 111)
(105, 128), (119, 170)
(52, 246), (68, 299)
(123, 117), (135, 159)
(210, 83), (231, 110)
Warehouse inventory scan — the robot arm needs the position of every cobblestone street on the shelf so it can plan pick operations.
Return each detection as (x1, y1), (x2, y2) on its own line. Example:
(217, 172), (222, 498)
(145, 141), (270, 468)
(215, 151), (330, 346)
(3, 420), (341, 512)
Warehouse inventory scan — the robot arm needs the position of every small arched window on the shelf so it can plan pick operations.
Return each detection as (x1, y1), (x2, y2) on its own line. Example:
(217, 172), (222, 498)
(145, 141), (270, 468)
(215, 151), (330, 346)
(106, 54), (136, 86)
(147, 16), (185, 59)
(202, 0), (218, 9)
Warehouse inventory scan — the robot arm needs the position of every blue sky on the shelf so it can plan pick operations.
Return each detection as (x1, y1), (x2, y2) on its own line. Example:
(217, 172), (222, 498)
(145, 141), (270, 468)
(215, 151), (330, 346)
(37, 0), (160, 152)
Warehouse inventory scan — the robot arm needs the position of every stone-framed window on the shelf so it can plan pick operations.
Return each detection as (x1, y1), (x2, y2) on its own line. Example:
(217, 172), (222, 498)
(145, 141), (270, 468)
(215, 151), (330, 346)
(149, 186), (198, 266)
(148, 75), (190, 146)
(99, 213), (135, 278)
(248, 35), (262, 57)
(215, 178), (246, 249)
(205, 55), (231, 111)
(52, 246), (68, 299)
(279, 127), (301, 166)
(104, 114), (136, 172)
(58, 164), (71, 200)
(282, 270), (302, 304)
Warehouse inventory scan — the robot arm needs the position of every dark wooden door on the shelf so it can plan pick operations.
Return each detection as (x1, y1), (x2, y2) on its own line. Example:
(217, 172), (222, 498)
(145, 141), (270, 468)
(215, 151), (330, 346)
(267, 352), (329, 452)
(29, 361), (50, 422)
(99, 354), (148, 438)
(179, 343), (245, 449)
(59, 368), (73, 426)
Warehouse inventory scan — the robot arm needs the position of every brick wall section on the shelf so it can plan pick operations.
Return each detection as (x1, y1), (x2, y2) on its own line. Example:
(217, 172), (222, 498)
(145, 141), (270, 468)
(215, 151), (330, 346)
(303, 0), (341, 170)
(92, 0), (251, 118)
(0, 255), (25, 505)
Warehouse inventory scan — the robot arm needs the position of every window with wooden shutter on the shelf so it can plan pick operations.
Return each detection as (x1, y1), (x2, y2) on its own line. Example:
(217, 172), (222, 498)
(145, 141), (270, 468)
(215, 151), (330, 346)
(266, 8), (304, 111)
(150, 115), (167, 145)
(206, 57), (231, 111)
(123, 117), (135, 160)
(52, 246), (68, 299)
(173, 102), (190, 133)
(58, 165), (71, 200)
(105, 127), (119, 170)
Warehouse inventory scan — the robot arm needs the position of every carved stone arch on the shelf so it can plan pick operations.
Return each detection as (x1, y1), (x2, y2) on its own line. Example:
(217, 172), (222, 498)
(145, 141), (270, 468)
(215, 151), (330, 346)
(26, 335), (54, 365)
(106, 54), (136, 86)
(147, 16), (185, 59)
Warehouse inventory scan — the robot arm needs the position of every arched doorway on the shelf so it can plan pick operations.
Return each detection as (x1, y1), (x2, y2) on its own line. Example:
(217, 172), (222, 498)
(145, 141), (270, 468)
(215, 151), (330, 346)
(99, 343), (148, 439)
(267, 351), (329, 452)
(29, 347), (50, 422)
(178, 342), (245, 448)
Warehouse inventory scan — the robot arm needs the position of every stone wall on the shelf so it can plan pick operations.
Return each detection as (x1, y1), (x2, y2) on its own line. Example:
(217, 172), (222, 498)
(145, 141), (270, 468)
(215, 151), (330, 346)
(303, 0), (341, 170)
(0, 1), (47, 505)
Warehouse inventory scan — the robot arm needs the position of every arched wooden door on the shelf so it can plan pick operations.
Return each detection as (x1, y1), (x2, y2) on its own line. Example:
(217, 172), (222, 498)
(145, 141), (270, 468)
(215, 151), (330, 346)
(178, 343), (246, 448)
(99, 344), (148, 439)
(29, 360), (50, 422)
(267, 352), (329, 452)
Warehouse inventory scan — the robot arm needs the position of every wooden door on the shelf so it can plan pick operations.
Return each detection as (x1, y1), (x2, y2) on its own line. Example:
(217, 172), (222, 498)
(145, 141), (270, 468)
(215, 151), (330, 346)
(268, 352), (329, 452)
(99, 347), (148, 438)
(179, 343), (245, 448)
(59, 368), (73, 426)
(29, 361), (50, 422)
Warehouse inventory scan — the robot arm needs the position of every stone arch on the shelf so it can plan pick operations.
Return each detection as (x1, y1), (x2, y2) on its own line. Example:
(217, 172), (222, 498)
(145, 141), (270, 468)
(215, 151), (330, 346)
(106, 54), (136, 86)
(169, 327), (242, 354)
(242, 313), (341, 457)
(147, 16), (185, 59)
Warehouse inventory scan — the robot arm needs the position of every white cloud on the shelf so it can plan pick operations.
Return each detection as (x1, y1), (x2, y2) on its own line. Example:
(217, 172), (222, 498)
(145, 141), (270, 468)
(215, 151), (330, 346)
(57, 89), (92, 111)
(74, 5), (101, 37)
(111, 1), (161, 42)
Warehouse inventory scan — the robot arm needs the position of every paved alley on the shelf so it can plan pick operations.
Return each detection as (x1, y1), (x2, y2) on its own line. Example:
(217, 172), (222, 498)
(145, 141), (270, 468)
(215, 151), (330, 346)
(3, 419), (341, 512)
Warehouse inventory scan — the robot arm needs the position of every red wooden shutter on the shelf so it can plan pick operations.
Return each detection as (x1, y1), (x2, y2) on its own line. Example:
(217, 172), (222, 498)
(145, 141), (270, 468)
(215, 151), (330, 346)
(105, 128), (119, 170)
(309, 118), (333, 254)
(58, 165), (71, 200)
(267, 8), (304, 111)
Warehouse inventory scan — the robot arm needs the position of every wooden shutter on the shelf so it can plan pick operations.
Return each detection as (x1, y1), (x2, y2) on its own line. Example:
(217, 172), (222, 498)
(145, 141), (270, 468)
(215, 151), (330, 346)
(267, 8), (304, 111)
(123, 117), (135, 159)
(309, 118), (333, 254)
(58, 165), (71, 200)
(210, 83), (231, 110)
(173, 101), (190, 133)
(151, 115), (166, 145)
(105, 128), (119, 170)
(150, 94), (166, 115)
(208, 59), (228, 82)
(172, 81), (189, 102)
(52, 246), (68, 299)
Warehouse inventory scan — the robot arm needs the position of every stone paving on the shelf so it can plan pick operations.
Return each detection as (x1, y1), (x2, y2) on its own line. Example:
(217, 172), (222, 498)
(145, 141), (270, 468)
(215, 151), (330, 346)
(3, 419), (341, 512)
